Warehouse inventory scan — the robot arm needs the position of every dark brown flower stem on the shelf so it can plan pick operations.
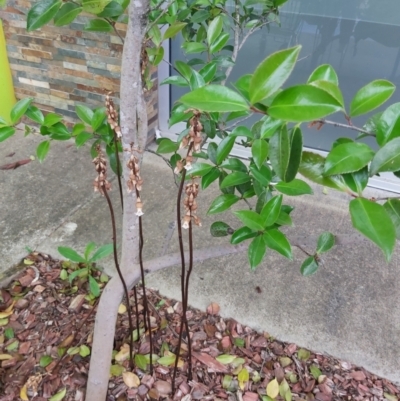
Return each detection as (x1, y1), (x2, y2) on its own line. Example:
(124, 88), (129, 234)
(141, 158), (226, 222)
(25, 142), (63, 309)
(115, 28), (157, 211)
(113, 135), (124, 211)
(103, 188), (134, 369)
(133, 286), (140, 337)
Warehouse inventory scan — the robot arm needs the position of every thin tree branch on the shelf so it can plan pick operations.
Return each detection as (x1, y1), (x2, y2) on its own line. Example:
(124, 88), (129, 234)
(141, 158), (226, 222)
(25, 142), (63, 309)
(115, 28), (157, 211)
(106, 18), (125, 44)
(223, 0), (240, 84)
(146, 0), (176, 33)
(314, 119), (374, 137)
(113, 136), (124, 211)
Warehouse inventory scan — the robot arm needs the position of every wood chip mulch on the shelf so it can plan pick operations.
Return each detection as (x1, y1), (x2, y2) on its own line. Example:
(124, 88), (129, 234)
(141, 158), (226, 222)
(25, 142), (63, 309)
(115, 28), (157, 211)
(0, 252), (399, 401)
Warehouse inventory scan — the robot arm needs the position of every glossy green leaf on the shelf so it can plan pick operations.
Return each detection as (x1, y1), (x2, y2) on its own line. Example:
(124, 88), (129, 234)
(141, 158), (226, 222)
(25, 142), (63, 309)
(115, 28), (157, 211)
(97, 0), (123, 17)
(263, 229), (292, 259)
(54, 1), (82, 25)
(161, 75), (188, 87)
(221, 158), (248, 172)
(207, 142), (218, 164)
(75, 104), (93, 125)
(163, 22), (187, 40)
(370, 137), (400, 176)
(40, 355), (53, 367)
(349, 198), (395, 262)
(269, 85), (342, 122)
(261, 195), (282, 227)
(82, 0), (110, 14)
(84, 242), (96, 260)
(342, 166), (368, 195)
(210, 32), (229, 54)
(300, 256), (319, 276)
(249, 46), (301, 104)
(350, 80), (395, 117)
(285, 127), (303, 182)
(10, 98), (33, 123)
(207, 15), (223, 45)
(210, 221), (233, 237)
(199, 62), (217, 83)
(250, 164), (272, 187)
(27, 0), (61, 31)
(316, 232), (335, 254)
(208, 194), (240, 214)
(269, 126), (290, 181)
(175, 60), (192, 80)
(324, 142), (374, 176)
(276, 211), (293, 226)
(220, 171), (250, 188)
(180, 85), (249, 112)
(135, 354), (147, 370)
(182, 42), (208, 54)
(90, 244), (113, 262)
(231, 125), (253, 138)
(156, 138), (179, 154)
(49, 387), (66, 401)
(148, 24), (162, 46)
(0, 126), (16, 142)
(275, 179), (313, 196)
(43, 113), (63, 126)
(299, 151), (347, 191)
(309, 80), (344, 108)
(36, 140), (50, 163)
(91, 108), (105, 131)
(308, 64), (338, 85)
(25, 105), (44, 124)
(376, 103), (400, 146)
(234, 210), (265, 231)
(216, 135), (235, 164)
(251, 139), (269, 169)
(75, 131), (93, 148)
(231, 226), (257, 244)
(58, 246), (86, 262)
(79, 344), (91, 357)
(260, 117), (282, 139)
(383, 199), (400, 239)
(186, 162), (213, 177)
(202, 167), (220, 189)
(248, 235), (267, 270)
(84, 19), (113, 32)
(89, 275), (100, 297)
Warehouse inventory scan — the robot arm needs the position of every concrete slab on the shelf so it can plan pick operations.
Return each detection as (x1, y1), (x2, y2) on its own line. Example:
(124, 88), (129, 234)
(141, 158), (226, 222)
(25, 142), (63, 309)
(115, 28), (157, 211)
(1, 130), (399, 385)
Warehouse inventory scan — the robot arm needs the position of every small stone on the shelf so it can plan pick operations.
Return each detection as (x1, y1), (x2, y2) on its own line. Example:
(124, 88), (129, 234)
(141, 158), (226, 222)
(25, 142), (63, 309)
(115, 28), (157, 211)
(153, 380), (172, 396)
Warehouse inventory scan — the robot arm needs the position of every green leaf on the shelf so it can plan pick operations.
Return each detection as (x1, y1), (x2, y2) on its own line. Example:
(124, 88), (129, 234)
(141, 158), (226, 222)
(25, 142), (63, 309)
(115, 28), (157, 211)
(97, 1), (123, 17)
(79, 344), (91, 357)
(376, 103), (400, 146)
(84, 19), (113, 32)
(316, 232), (335, 254)
(231, 226), (257, 244)
(221, 158), (248, 172)
(250, 164), (272, 187)
(49, 123), (70, 140)
(251, 139), (269, 169)
(161, 75), (188, 87)
(133, 354), (147, 370)
(58, 246), (86, 263)
(199, 62), (217, 83)
(10, 98), (33, 123)
(157, 355), (176, 366)
(180, 85), (249, 113)
(207, 142), (218, 164)
(261, 195), (282, 227)
(27, 0), (61, 31)
(0, 126), (16, 142)
(216, 354), (237, 364)
(39, 355), (53, 367)
(91, 108), (105, 131)
(84, 242), (96, 260)
(68, 268), (87, 283)
(82, 0), (110, 14)
(186, 162), (213, 177)
(208, 194), (240, 214)
(25, 105), (44, 124)
(309, 80), (344, 108)
(182, 42), (208, 54)
(269, 126), (290, 181)
(90, 244), (114, 262)
(76, 104), (93, 125)
(156, 138), (179, 154)
(342, 166), (369, 195)
(36, 140), (50, 163)
(89, 275), (100, 297)
(324, 142), (374, 176)
(54, 2), (82, 26)
(148, 24), (162, 47)
(220, 171), (250, 188)
(231, 125), (253, 138)
(349, 198), (395, 262)
(275, 179), (313, 196)
(263, 229), (292, 259)
(299, 152), (347, 191)
(276, 211), (293, 226)
(216, 135), (235, 164)
(350, 80), (395, 118)
(44, 113), (63, 126)
(370, 137), (400, 176)
(207, 15), (223, 45)
(300, 256), (319, 276)
(75, 132), (93, 148)
(210, 32), (229, 54)
(248, 235), (267, 270)
(234, 210), (265, 231)
(49, 388), (67, 401)
(249, 46), (301, 104)
(285, 127), (303, 182)
(383, 199), (400, 240)
(310, 365), (322, 379)
(163, 22), (187, 40)
(175, 61), (192, 80)
(269, 85), (342, 122)
(202, 167), (220, 189)
(210, 221), (233, 237)
(307, 64), (338, 85)
(260, 117), (282, 139)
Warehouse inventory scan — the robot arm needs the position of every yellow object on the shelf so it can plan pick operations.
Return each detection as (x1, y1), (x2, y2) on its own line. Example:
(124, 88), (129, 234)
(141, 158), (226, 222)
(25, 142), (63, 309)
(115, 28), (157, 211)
(0, 19), (16, 124)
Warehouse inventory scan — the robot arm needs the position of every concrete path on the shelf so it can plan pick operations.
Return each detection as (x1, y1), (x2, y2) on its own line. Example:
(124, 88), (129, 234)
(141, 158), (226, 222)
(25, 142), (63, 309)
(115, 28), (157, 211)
(1, 130), (399, 384)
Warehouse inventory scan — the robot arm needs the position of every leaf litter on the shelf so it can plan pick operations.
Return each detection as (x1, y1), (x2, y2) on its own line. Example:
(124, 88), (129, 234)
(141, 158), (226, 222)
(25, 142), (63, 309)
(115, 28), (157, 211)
(0, 253), (399, 401)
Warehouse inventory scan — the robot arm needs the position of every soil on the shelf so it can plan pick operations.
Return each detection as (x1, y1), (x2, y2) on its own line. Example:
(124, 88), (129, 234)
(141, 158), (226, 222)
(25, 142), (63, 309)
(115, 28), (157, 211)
(0, 252), (399, 401)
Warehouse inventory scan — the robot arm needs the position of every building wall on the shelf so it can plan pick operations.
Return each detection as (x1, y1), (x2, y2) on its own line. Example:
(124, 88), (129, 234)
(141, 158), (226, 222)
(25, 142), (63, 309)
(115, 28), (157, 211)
(0, 0), (158, 139)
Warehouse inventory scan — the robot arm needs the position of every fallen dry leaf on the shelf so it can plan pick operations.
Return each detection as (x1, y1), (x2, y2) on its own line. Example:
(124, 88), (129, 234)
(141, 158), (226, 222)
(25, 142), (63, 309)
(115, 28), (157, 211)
(122, 372), (140, 388)
(207, 302), (220, 315)
(0, 159), (31, 170)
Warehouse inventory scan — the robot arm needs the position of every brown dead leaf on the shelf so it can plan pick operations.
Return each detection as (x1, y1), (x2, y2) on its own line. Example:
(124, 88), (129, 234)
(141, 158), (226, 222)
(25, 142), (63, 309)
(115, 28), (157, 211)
(351, 370), (366, 381)
(122, 372), (140, 388)
(243, 392), (259, 401)
(0, 159), (31, 170)
(192, 352), (229, 373)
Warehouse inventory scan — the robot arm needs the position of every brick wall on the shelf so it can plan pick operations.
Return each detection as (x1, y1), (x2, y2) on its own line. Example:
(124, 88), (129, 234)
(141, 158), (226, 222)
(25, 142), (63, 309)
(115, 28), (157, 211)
(0, 0), (158, 140)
